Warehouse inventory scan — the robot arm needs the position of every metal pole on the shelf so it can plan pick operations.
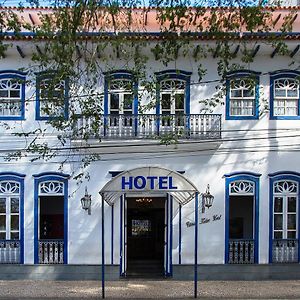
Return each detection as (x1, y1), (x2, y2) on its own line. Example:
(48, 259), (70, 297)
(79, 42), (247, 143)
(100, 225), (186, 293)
(194, 192), (199, 298)
(101, 196), (105, 299)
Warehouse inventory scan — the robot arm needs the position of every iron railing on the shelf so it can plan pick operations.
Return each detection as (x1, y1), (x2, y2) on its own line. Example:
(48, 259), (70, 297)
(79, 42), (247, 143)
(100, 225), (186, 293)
(38, 239), (64, 264)
(74, 114), (222, 140)
(272, 239), (298, 263)
(228, 239), (255, 264)
(0, 240), (20, 264)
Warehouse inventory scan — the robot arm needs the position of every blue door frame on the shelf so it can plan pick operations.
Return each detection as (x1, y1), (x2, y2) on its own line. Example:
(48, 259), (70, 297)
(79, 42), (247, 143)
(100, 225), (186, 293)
(224, 172), (261, 264)
(33, 172), (69, 264)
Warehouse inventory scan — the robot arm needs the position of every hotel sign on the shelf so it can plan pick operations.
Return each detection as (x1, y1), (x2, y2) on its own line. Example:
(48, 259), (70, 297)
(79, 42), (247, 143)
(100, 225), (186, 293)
(121, 176), (178, 190)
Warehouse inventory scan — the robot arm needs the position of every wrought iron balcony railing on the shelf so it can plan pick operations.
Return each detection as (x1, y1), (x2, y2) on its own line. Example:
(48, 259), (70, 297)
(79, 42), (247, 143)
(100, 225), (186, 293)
(272, 239), (298, 263)
(228, 239), (255, 264)
(39, 239), (64, 264)
(0, 240), (20, 264)
(74, 114), (222, 140)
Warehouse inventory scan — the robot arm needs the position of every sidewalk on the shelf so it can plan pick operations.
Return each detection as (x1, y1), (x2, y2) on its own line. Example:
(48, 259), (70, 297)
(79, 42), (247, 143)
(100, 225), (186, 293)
(0, 280), (299, 299)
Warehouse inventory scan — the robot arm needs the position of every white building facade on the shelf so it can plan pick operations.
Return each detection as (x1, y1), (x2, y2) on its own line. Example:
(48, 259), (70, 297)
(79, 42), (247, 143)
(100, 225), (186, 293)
(0, 6), (299, 281)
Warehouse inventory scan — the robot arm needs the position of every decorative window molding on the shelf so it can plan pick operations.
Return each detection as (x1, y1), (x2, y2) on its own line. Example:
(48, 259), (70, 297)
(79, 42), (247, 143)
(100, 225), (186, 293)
(270, 70), (300, 120)
(0, 173), (25, 264)
(39, 181), (64, 195)
(36, 71), (69, 121)
(226, 70), (260, 120)
(0, 71), (26, 120)
(269, 172), (300, 263)
(229, 180), (255, 195)
(155, 70), (191, 116)
(0, 181), (20, 194)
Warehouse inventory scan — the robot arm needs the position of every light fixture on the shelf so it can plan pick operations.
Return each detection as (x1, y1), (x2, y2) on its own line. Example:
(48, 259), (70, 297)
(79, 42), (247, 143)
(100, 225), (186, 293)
(136, 198), (153, 203)
(202, 184), (214, 213)
(81, 186), (92, 215)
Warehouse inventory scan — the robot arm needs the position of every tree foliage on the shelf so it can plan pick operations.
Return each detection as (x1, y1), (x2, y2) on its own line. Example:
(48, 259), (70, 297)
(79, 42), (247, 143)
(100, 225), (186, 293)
(0, 0), (297, 180)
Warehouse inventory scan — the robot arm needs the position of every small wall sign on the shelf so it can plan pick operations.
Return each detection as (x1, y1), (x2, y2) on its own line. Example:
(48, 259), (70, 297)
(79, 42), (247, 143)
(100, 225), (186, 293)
(186, 214), (222, 227)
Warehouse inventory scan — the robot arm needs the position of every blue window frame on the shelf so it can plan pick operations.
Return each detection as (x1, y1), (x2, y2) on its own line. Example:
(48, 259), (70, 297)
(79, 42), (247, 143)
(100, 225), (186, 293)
(33, 172), (69, 264)
(36, 71), (69, 120)
(104, 70), (138, 116)
(226, 70), (260, 120)
(224, 172), (261, 264)
(270, 70), (300, 120)
(0, 172), (25, 264)
(269, 171), (300, 263)
(103, 70), (138, 135)
(0, 70), (26, 120)
(155, 70), (191, 134)
(155, 70), (191, 116)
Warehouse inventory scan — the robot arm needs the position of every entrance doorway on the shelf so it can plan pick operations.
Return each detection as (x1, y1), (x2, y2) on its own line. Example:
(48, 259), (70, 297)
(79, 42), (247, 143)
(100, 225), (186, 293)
(228, 194), (255, 264)
(126, 197), (165, 277)
(38, 195), (65, 264)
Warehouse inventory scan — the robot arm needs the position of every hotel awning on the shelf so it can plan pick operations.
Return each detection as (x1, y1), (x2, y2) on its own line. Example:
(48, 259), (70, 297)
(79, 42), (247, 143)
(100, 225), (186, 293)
(99, 166), (199, 206)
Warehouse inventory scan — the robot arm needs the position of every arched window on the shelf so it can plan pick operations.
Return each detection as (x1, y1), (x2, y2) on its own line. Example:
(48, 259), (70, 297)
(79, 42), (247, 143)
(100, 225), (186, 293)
(0, 71), (26, 120)
(155, 70), (191, 116)
(226, 70), (260, 120)
(0, 173), (25, 264)
(36, 71), (69, 120)
(103, 70), (138, 136)
(269, 172), (300, 263)
(270, 71), (300, 119)
(34, 172), (69, 264)
(155, 70), (191, 131)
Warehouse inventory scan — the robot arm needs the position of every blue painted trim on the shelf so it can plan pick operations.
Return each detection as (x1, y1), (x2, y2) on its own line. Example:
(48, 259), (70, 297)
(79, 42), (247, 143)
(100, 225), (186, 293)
(155, 69), (192, 79)
(226, 70), (261, 78)
(111, 204), (114, 265)
(109, 170), (185, 178)
(268, 173), (300, 263)
(0, 173), (25, 264)
(179, 204), (182, 265)
(0, 72), (26, 121)
(270, 71), (300, 120)
(224, 174), (260, 264)
(119, 195), (123, 276)
(165, 194), (169, 276)
(169, 195), (173, 276)
(269, 171), (300, 178)
(155, 70), (191, 119)
(225, 70), (260, 120)
(0, 172), (26, 178)
(3, 31), (300, 38)
(101, 196), (105, 299)
(0, 70), (27, 76)
(123, 195), (126, 275)
(35, 72), (69, 121)
(194, 192), (199, 299)
(33, 174), (69, 264)
(224, 171), (262, 178)
(33, 172), (69, 178)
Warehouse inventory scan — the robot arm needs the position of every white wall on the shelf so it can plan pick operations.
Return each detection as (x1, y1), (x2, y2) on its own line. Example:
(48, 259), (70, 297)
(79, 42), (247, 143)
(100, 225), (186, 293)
(0, 41), (299, 266)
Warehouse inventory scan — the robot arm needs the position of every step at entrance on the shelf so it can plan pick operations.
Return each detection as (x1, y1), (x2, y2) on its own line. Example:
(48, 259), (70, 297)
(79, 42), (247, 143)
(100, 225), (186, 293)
(126, 260), (164, 278)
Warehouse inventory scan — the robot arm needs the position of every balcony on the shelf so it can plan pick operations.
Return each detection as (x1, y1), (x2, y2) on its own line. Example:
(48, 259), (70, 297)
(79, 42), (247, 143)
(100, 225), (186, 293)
(38, 240), (64, 264)
(272, 239), (298, 263)
(0, 240), (20, 264)
(228, 239), (255, 264)
(73, 114), (222, 140)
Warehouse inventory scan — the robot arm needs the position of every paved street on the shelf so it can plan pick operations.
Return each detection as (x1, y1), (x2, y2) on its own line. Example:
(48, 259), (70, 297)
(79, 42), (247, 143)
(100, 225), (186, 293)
(0, 280), (299, 299)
